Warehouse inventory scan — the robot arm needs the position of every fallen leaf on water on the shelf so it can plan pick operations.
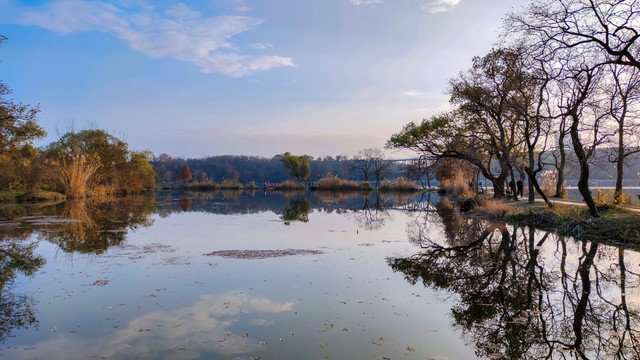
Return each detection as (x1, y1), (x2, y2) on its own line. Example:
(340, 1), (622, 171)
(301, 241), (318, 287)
(407, 346), (415, 352)
(243, 333), (249, 338)
(342, 328), (348, 332)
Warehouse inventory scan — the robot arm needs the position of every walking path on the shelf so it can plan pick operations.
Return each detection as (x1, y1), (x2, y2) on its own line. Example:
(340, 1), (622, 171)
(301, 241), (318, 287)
(525, 196), (640, 214)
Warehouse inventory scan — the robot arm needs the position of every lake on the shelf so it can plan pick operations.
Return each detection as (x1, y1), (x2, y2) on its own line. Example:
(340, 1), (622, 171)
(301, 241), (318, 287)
(0, 190), (638, 359)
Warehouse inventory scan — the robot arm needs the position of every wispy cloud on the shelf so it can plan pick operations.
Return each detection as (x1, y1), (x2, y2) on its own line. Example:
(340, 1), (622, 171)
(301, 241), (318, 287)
(401, 90), (429, 97)
(17, 0), (293, 77)
(349, 0), (382, 5)
(233, 0), (251, 12)
(422, 0), (460, 13)
(250, 42), (274, 50)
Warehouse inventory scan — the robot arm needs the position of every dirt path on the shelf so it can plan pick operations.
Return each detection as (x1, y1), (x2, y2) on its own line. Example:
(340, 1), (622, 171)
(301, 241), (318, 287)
(527, 197), (640, 214)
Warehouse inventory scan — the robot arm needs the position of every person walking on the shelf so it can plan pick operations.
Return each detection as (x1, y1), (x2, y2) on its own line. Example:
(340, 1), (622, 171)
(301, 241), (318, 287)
(516, 179), (524, 199)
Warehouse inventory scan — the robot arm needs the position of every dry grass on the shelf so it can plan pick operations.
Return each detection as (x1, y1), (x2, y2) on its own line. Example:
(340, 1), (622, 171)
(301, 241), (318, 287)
(277, 180), (305, 190)
(244, 181), (258, 190)
(220, 179), (243, 190)
(312, 175), (369, 191)
(440, 174), (475, 201)
(473, 199), (509, 219)
(379, 177), (421, 192)
(53, 153), (99, 199)
(186, 181), (221, 191)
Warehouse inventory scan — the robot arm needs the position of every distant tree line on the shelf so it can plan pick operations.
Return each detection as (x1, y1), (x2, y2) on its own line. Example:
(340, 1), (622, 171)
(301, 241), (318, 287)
(151, 150), (408, 186)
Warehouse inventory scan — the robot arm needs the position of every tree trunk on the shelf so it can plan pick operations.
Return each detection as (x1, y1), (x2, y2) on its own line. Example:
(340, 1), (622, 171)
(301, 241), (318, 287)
(573, 242), (598, 356)
(615, 122), (625, 203)
(509, 170), (517, 200)
(555, 127), (567, 198)
(525, 166), (552, 207)
(528, 149), (536, 203)
(570, 116), (599, 218)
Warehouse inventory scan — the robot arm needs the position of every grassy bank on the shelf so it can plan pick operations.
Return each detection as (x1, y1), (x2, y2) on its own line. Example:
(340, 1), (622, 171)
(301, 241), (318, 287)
(437, 176), (640, 247)
(504, 203), (640, 248)
(0, 189), (66, 203)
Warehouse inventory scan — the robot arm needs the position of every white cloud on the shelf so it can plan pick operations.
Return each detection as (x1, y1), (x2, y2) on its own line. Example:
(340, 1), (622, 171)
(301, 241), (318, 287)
(233, 0), (251, 12)
(401, 90), (428, 97)
(17, 0), (293, 77)
(422, 0), (461, 13)
(4, 292), (294, 359)
(250, 42), (274, 50)
(349, 0), (382, 5)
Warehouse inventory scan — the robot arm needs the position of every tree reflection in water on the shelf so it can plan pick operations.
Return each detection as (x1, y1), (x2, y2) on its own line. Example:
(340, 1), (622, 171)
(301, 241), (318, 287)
(389, 201), (640, 359)
(281, 197), (311, 223)
(0, 238), (45, 341)
(42, 197), (155, 254)
(349, 192), (391, 230)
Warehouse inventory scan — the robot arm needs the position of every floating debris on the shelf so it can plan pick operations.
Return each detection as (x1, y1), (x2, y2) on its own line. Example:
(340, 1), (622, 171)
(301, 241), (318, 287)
(203, 249), (324, 259)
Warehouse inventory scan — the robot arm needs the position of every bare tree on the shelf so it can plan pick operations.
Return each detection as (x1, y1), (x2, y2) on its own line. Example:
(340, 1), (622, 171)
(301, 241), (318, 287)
(560, 67), (609, 217)
(605, 64), (640, 203)
(506, 0), (640, 70)
(506, 0), (638, 216)
(405, 157), (436, 189)
(348, 148), (389, 187)
(505, 49), (555, 205)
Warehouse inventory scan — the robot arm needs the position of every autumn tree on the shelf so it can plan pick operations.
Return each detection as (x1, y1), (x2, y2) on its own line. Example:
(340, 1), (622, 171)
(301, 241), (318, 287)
(0, 35), (46, 190)
(46, 129), (155, 197)
(280, 152), (311, 182)
(178, 165), (192, 184)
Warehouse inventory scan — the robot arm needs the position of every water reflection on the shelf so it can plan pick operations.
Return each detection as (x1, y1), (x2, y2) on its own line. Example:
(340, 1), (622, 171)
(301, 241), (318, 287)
(41, 197), (155, 254)
(281, 197), (311, 223)
(389, 202), (640, 359)
(179, 196), (193, 212)
(154, 190), (427, 220)
(0, 240), (45, 340)
(5, 291), (293, 359)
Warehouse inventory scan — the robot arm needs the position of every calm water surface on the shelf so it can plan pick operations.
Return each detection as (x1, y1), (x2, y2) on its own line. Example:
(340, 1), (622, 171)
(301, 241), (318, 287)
(0, 191), (638, 359)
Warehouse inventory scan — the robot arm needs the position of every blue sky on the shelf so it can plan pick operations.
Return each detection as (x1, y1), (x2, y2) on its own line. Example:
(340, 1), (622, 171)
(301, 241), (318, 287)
(0, 0), (527, 158)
